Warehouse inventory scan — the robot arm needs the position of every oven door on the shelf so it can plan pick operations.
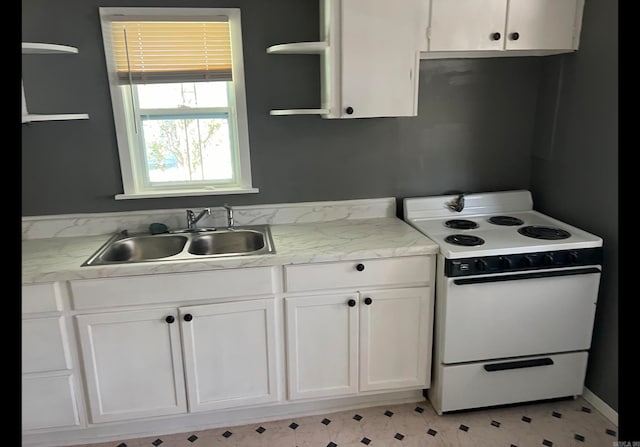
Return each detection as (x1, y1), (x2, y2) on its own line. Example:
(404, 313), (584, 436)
(440, 266), (600, 364)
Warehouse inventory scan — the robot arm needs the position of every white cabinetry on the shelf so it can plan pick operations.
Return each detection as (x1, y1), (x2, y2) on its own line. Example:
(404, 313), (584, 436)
(21, 42), (90, 123)
(268, 0), (421, 118)
(76, 308), (188, 423)
(283, 256), (434, 400)
(72, 268), (279, 424)
(421, 0), (584, 57)
(22, 283), (81, 432)
(179, 299), (278, 412)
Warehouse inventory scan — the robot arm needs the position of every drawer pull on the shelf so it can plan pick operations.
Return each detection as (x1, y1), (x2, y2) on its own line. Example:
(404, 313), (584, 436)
(355, 263), (365, 271)
(347, 299), (357, 307)
(364, 297), (373, 305)
(483, 357), (554, 372)
(165, 315), (175, 324)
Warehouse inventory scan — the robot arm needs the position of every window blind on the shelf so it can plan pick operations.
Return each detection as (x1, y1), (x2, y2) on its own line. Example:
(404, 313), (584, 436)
(109, 20), (233, 84)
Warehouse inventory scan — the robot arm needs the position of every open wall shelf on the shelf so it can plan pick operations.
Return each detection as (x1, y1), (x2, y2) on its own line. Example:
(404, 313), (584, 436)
(22, 42), (90, 123)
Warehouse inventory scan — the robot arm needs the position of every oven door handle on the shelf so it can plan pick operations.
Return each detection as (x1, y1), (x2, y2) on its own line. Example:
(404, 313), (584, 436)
(483, 357), (554, 372)
(452, 267), (601, 285)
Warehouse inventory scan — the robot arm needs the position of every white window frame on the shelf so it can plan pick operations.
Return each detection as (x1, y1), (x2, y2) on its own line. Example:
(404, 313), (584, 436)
(99, 7), (257, 200)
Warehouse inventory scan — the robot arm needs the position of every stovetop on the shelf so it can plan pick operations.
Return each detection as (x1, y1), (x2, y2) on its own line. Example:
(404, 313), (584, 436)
(404, 190), (603, 259)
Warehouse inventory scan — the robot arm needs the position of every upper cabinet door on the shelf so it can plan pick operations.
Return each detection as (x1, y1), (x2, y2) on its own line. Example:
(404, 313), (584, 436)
(339, 0), (420, 118)
(428, 0), (508, 51)
(506, 0), (580, 50)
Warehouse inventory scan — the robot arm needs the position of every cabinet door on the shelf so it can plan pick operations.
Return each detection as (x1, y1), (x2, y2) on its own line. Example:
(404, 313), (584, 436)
(76, 308), (187, 423)
(359, 287), (433, 391)
(506, 0), (579, 50)
(22, 316), (70, 373)
(22, 373), (80, 431)
(180, 299), (278, 412)
(285, 294), (358, 399)
(340, 0), (420, 118)
(428, 0), (508, 51)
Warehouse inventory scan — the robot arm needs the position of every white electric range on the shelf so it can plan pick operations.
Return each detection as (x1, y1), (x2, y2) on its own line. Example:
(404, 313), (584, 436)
(403, 190), (603, 415)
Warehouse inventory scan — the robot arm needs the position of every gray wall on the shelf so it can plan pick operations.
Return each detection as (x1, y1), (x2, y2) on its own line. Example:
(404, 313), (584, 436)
(530, 0), (618, 412)
(22, 0), (618, 412)
(22, 0), (539, 215)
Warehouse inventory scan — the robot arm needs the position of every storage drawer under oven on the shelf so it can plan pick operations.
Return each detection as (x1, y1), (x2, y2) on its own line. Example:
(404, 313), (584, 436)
(438, 351), (588, 413)
(440, 267), (600, 364)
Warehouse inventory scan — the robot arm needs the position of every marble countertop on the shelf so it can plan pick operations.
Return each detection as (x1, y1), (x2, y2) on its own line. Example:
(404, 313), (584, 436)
(22, 217), (439, 284)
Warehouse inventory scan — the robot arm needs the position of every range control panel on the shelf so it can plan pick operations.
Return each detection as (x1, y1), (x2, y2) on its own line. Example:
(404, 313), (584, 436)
(444, 247), (603, 277)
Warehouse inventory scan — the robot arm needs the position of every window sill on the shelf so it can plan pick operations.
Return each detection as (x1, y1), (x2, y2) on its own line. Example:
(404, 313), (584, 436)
(115, 187), (259, 200)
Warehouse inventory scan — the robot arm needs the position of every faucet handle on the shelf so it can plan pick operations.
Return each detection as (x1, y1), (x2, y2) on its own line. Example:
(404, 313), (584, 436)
(223, 203), (234, 228)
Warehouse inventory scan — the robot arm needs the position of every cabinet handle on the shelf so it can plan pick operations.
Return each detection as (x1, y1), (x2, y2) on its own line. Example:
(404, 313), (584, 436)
(183, 314), (193, 322)
(347, 299), (357, 307)
(491, 32), (501, 41)
(345, 106), (354, 115)
(364, 297), (373, 305)
(510, 32), (520, 41)
(355, 263), (365, 271)
(165, 315), (175, 324)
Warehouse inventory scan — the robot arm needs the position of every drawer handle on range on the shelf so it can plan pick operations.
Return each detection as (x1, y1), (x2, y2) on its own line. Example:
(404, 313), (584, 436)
(483, 357), (554, 372)
(453, 267), (601, 285)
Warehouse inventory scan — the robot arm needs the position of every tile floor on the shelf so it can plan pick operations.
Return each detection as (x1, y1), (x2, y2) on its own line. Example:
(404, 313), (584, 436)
(69, 396), (617, 447)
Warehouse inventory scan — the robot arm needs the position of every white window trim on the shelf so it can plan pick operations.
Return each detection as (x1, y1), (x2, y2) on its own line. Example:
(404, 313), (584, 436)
(99, 7), (257, 200)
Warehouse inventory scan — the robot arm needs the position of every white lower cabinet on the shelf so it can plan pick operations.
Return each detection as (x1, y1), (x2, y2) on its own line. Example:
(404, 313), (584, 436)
(285, 293), (359, 400)
(76, 308), (188, 423)
(285, 286), (433, 400)
(23, 256), (435, 445)
(359, 288), (432, 392)
(180, 299), (279, 412)
(76, 299), (279, 423)
(22, 373), (80, 431)
(22, 283), (82, 432)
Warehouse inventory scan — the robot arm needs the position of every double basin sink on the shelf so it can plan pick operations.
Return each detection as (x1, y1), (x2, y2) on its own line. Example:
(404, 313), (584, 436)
(82, 225), (275, 266)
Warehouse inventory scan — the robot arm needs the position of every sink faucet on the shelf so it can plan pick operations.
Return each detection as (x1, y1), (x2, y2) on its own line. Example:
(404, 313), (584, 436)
(186, 208), (211, 229)
(223, 204), (234, 229)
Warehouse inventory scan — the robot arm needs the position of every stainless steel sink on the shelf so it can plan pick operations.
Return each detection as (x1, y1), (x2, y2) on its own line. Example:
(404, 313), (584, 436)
(99, 234), (188, 262)
(188, 230), (266, 255)
(82, 225), (275, 266)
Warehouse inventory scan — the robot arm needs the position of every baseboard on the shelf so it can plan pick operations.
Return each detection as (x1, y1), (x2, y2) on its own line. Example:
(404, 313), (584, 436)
(582, 387), (618, 426)
(22, 389), (424, 447)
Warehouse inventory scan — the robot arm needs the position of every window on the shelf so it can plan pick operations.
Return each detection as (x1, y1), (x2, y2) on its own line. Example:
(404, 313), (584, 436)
(99, 7), (256, 199)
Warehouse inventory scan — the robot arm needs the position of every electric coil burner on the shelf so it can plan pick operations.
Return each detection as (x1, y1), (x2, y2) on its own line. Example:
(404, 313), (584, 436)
(444, 234), (485, 246)
(445, 219), (478, 230)
(488, 215), (524, 226)
(518, 225), (571, 240)
(403, 190), (603, 416)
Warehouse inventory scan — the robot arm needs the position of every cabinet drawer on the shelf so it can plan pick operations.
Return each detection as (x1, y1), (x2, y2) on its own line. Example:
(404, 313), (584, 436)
(22, 283), (62, 314)
(439, 352), (588, 413)
(22, 316), (70, 373)
(22, 373), (80, 431)
(284, 256), (432, 293)
(70, 267), (275, 309)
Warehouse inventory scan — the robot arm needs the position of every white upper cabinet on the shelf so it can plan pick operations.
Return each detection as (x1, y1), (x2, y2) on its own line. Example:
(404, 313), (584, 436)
(506, 0), (581, 50)
(422, 0), (584, 57)
(337, 0), (420, 118)
(268, 0), (421, 119)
